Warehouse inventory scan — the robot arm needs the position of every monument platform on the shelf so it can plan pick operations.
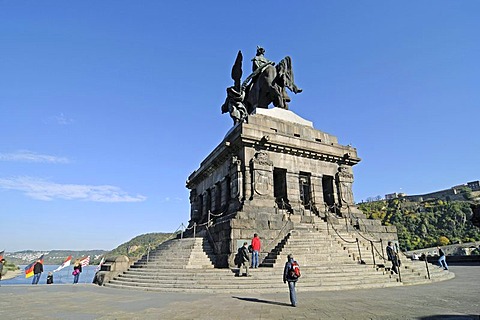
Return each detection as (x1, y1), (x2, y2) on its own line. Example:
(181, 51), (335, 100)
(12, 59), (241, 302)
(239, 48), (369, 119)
(186, 108), (396, 267)
(1, 265), (477, 319)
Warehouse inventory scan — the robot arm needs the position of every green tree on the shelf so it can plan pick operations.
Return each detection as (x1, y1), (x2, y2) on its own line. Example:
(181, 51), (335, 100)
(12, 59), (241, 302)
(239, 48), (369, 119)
(359, 198), (480, 250)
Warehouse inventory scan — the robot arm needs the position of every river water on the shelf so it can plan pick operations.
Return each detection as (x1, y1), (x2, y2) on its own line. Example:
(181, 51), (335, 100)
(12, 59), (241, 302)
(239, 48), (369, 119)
(1, 265), (97, 285)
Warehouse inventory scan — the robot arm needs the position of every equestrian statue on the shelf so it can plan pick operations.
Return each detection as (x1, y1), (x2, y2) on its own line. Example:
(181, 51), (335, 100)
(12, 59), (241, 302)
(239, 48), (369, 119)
(221, 47), (302, 124)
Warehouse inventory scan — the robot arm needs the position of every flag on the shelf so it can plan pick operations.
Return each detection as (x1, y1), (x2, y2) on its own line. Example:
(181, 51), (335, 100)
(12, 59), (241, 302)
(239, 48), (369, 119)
(95, 257), (105, 272)
(0, 250), (4, 261)
(53, 255), (72, 272)
(24, 261), (35, 278)
(80, 256), (90, 267)
(25, 254), (44, 278)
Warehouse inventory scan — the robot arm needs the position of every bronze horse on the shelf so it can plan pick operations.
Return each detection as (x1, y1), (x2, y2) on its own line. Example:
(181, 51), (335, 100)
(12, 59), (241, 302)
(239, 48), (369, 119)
(221, 48), (302, 124)
(244, 55), (302, 112)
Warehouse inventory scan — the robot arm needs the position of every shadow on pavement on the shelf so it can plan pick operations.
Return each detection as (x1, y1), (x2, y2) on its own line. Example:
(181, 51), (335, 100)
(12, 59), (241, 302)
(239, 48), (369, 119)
(418, 315), (480, 320)
(232, 296), (291, 307)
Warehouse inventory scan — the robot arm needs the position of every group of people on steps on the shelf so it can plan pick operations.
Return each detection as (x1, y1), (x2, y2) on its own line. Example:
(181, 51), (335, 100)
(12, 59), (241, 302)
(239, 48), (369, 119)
(235, 233), (300, 307)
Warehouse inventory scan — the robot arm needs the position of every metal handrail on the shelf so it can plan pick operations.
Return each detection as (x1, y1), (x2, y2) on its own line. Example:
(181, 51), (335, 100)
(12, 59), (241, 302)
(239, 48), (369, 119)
(262, 220), (292, 260)
(146, 222), (186, 262)
(205, 226), (220, 255)
(322, 206), (365, 264)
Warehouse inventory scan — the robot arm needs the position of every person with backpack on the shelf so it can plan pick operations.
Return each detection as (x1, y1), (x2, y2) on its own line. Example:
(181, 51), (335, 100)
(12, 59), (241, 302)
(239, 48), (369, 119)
(236, 242), (251, 277)
(283, 254), (300, 307)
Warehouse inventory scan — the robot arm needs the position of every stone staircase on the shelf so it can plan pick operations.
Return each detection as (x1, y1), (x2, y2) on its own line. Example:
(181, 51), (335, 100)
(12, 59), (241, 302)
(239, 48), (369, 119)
(293, 218), (454, 284)
(104, 218), (454, 293)
(131, 237), (216, 269)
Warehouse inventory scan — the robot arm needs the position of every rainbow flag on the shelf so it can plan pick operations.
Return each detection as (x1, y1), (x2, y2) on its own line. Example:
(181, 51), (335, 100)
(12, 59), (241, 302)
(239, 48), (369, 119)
(24, 254), (44, 278)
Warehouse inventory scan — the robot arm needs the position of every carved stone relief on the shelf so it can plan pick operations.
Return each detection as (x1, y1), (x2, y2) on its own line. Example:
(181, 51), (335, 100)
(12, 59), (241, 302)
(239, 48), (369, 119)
(251, 151), (274, 197)
(336, 165), (355, 205)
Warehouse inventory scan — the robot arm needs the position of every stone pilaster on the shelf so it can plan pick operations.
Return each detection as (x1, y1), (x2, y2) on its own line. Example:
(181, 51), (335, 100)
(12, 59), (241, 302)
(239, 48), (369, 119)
(286, 171), (302, 213)
(311, 174), (325, 209)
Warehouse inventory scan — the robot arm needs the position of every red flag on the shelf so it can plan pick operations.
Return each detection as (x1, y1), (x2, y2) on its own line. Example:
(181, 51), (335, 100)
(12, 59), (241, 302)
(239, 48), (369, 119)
(80, 256), (90, 267)
(53, 255), (72, 272)
(0, 250), (4, 261)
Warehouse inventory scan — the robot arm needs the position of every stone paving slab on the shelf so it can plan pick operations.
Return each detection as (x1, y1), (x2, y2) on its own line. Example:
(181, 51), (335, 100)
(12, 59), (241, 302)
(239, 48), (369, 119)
(0, 265), (478, 320)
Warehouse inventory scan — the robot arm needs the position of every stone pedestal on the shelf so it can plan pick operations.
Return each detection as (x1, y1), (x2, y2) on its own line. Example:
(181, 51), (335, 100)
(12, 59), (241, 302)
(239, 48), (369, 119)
(186, 108), (364, 267)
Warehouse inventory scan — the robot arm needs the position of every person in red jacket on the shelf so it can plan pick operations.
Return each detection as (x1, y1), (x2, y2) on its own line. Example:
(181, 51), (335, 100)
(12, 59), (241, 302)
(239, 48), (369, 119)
(251, 233), (261, 268)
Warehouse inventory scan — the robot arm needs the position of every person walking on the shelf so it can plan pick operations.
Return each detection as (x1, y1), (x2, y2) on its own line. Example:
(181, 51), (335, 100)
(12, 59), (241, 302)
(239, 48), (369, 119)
(437, 246), (448, 270)
(236, 242), (250, 277)
(32, 259), (43, 284)
(283, 254), (299, 307)
(386, 241), (399, 274)
(251, 233), (261, 268)
(73, 260), (82, 284)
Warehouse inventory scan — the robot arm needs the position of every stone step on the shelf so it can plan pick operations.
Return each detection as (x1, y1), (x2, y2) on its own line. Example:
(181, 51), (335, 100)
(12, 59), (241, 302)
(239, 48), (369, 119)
(119, 267), (383, 278)
(122, 264), (383, 273)
(105, 221), (454, 293)
(110, 269), (398, 283)
(105, 280), (401, 293)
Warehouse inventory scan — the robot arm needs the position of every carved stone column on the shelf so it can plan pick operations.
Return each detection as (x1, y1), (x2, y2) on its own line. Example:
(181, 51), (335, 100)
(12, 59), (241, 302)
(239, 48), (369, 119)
(220, 177), (229, 210)
(228, 156), (243, 212)
(201, 190), (209, 223)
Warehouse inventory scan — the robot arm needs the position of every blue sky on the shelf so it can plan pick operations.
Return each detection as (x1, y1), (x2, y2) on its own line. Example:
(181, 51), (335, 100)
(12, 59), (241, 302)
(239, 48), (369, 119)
(1, 1), (479, 251)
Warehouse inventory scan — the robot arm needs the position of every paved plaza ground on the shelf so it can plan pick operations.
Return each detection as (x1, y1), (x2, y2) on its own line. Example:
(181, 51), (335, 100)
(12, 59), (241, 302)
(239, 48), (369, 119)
(0, 265), (478, 320)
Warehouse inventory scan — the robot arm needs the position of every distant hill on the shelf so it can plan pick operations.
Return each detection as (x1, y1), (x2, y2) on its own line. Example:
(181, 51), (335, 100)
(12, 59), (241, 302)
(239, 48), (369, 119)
(4, 232), (178, 266)
(5, 250), (108, 265)
(358, 198), (480, 251)
(108, 232), (176, 259)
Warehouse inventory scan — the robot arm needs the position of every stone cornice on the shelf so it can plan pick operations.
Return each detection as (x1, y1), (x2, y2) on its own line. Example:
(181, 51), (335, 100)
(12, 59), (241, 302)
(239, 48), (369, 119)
(240, 134), (360, 165)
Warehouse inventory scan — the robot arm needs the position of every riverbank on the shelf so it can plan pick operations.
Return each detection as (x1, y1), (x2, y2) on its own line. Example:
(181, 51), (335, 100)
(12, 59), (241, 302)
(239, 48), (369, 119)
(1, 269), (21, 280)
(1, 265), (96, 285)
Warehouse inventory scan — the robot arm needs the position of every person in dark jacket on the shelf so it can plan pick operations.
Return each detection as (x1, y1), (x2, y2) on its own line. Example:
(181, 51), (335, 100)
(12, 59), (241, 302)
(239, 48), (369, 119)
(0, 259), (5, 283)
(437, 246), (448, 270)
(32, 259), (43, 284)
(236, 242), (250, 277)
(283, 254), (299, 307)
(386, 241), (399, 274)
(46, 272), (54, 284)
(73, 260), (82, 284)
